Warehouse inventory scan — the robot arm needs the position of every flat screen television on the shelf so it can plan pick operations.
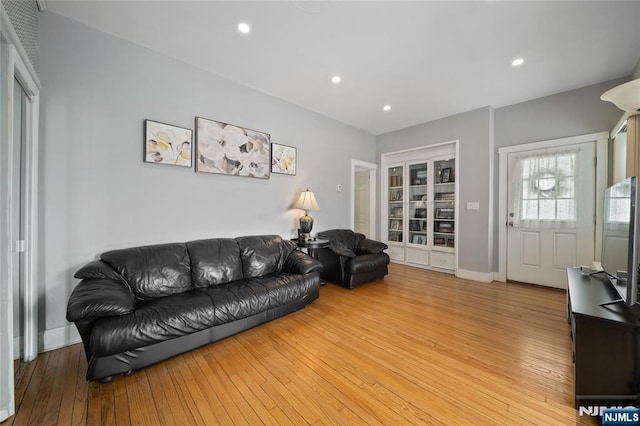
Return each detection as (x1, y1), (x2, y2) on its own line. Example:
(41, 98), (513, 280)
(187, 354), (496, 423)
(601, 176), (640, 306)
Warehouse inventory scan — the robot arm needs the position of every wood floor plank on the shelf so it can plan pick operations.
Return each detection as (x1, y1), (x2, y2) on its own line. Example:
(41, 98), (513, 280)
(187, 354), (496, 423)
(70, 347), (88, 426)
(8, 264), (600, 425)
(11, 351), (51, 426)
(56, 345), (81, 426)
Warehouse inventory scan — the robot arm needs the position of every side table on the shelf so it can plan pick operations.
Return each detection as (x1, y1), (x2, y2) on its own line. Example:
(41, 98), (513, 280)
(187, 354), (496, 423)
(291, 238), (330, 259)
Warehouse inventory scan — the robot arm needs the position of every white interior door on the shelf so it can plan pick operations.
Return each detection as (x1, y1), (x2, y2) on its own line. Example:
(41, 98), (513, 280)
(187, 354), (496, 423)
(507, 142), (596, 288)
(354, 170), (371, 235)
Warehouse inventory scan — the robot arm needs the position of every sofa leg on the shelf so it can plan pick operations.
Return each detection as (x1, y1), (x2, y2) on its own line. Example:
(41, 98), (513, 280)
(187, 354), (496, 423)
(98, 375), (115, 384)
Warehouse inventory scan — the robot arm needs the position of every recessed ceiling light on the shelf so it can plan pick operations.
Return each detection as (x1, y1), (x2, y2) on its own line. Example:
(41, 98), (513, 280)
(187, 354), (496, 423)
(383, 105), (391, 111)
(331, 75), (341, 84)
(238, 23), (251, 34)
(512, 58), (524, 67)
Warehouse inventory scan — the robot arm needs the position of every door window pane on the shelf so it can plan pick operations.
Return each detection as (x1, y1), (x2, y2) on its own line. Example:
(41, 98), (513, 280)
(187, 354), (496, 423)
(516, 151), (577, 222)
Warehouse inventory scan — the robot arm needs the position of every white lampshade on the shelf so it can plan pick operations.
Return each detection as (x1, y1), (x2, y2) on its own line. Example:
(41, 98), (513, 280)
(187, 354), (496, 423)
(601, 78), (640, 113)
(293, 189), (320, 212)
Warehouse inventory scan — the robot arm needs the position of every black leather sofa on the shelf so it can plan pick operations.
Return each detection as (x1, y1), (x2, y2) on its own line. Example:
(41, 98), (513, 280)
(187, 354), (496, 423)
(66, 235), (321, 382)
(316, 229), (390, 289)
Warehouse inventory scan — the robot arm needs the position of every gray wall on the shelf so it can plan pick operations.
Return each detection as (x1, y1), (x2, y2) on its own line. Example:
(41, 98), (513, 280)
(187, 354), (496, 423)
(38, 12), (375, 331)
(632, 57), (640, 80)
(494, 78), (628, 149)
(377, 107), (493, 274)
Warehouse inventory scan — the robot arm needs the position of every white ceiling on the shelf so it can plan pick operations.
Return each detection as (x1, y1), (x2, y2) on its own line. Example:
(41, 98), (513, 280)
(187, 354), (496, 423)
(45, 1), (640, 135)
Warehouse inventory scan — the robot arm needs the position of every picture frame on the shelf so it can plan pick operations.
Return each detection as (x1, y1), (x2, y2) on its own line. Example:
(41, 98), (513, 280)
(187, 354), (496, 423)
(434, 237), (446, 246)
(144, 119), (192, 167)
(435, 208), (455, 219)
(271, 142), (296, 175)
(441, 167), (452, 183)
(435, 222), (454, 233)
(414, 208), (427, 218)
(411, 234), (425, 245)
(390, 220), (400, 230)
(410, 220), (421, 231)
(195, 117), (270, 179)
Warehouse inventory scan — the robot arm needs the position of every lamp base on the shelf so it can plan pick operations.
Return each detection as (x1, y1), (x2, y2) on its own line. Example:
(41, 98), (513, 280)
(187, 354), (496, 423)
(299, 214), (314, 241)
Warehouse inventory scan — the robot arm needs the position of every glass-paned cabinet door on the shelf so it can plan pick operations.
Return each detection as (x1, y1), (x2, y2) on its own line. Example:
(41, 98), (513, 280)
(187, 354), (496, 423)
(387, 165), (404, 243)
(433, 159), (455, 249)
(408, 163), (428, 246)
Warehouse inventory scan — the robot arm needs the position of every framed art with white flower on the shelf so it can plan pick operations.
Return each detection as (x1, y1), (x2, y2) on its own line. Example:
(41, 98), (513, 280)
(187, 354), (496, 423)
(271, 143), (296, 175)
(144, 119), (192, 167)
(195, 117), (270, 179)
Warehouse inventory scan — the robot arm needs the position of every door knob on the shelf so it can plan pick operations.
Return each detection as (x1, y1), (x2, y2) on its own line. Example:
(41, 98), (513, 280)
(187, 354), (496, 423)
(508, 221), (514, 227)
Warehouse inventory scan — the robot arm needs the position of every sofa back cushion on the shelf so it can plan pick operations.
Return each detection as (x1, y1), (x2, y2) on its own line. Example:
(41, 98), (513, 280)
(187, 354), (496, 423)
(186, 238), (243, 287)
(101, 243), (192, 300)
(236, 235), (285, 278)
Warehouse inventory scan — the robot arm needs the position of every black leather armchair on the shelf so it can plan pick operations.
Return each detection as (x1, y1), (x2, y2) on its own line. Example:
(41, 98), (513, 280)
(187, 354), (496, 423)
(316, 229), (390, 289)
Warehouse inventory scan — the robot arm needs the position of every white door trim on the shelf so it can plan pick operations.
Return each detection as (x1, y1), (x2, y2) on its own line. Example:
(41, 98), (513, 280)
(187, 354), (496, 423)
(350, 159), (377, 238)
(0, 8), (42, 422)
(497, 132), (609, 282)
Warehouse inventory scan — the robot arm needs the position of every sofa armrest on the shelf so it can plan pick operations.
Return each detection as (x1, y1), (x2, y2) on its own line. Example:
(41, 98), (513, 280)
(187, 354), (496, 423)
(67, 279), (136, 322)
(356, 238), (388, 255)
(282, 250), (323, 274)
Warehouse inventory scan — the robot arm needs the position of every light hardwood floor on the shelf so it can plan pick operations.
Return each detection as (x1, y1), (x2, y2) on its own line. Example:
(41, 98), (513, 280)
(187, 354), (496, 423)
(7, 263), (596, 425)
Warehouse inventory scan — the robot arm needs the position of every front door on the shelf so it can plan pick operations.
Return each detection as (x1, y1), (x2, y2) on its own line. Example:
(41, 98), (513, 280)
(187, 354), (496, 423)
(507, 142), (596, 288)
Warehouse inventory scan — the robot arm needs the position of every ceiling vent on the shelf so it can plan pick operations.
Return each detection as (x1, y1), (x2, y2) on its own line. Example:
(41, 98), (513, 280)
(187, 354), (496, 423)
(601, 78), (640, 114)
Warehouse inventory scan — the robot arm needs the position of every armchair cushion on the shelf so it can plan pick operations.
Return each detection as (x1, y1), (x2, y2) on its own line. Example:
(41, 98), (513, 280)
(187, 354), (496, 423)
(318, 229), (358, 258)
(357, 238), (389, 255)
(348, 253), (391, 275)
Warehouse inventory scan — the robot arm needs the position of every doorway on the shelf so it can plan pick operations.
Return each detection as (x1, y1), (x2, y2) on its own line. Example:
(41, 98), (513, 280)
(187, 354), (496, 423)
(498, 133), (609, 288)
(350, 160), (377, 238)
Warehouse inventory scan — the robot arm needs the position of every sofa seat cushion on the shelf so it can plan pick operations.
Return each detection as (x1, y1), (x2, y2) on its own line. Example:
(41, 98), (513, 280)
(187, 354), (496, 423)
(101, 243), (192, 300)
(347, 253), (390, 275)
(202, 280), (271, 324)
(90, 291), (215, 356)
(251, 273), (318, 307)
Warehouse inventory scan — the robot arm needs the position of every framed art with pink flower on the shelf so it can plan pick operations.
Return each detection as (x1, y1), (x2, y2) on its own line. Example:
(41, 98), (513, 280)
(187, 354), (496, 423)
(195, 117), (270, 179)
(144, 119), (192, 167)
(271, 143), (296, 176)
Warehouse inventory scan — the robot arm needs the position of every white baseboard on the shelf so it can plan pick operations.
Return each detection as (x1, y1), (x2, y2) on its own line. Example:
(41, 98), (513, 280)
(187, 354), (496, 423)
(13, 324), (81, 359)
(493, 272), (506, 282)
(455, 268), (495, 283)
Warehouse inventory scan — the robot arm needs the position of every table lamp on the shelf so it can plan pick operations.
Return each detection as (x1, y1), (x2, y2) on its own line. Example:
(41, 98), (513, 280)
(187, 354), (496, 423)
(293, 189), (320, 241)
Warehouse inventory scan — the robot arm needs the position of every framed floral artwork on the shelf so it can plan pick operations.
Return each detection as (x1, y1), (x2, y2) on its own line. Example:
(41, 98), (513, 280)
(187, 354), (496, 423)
(195, 117), (270, 179)
(271, 143), (297, 175)
(144, 119), (192, 167)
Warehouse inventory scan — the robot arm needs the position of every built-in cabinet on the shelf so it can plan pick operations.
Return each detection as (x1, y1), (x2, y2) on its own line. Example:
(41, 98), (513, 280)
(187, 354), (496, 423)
(382, 143), (457, 272)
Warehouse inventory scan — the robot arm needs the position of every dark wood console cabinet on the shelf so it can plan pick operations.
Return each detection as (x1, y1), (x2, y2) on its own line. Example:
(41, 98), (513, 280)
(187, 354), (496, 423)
(567, 267), (640, 408)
